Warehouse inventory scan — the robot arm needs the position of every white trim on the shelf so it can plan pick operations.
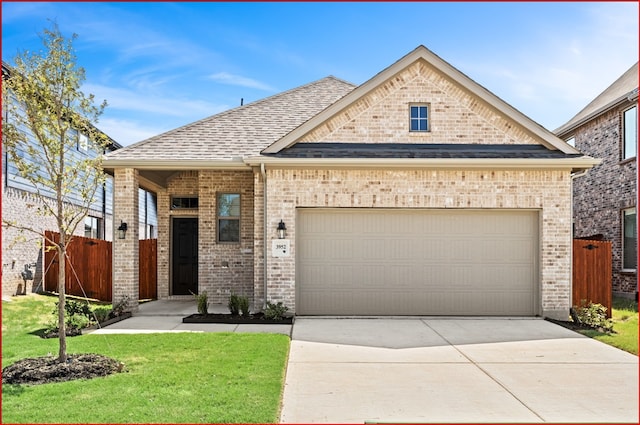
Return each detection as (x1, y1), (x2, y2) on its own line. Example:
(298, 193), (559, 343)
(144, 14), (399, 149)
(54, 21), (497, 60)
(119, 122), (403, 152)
(245, 155), (600, 172)
(262, 45), (579, 155)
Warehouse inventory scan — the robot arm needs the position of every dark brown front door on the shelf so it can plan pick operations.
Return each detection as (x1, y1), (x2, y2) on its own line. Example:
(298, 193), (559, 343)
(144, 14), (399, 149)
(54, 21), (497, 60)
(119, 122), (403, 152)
(172, 218), (198, 295)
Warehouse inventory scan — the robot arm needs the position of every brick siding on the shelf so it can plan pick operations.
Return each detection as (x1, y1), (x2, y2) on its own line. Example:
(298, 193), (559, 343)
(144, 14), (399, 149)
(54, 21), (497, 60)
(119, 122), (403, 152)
(571, 105), (637, 297)
(155, 170), (255, 306)
(259, 168), (573, 319)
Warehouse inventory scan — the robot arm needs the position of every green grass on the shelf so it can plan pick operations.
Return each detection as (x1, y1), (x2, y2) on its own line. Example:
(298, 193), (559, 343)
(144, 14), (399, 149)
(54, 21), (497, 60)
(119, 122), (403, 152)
(580, 297), (638, 355)
(2, 294), (290, 423)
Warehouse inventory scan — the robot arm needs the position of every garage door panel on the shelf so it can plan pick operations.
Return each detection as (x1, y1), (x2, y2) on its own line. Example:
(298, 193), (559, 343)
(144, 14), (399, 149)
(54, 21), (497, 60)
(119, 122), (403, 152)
(297, 209), (538, 316)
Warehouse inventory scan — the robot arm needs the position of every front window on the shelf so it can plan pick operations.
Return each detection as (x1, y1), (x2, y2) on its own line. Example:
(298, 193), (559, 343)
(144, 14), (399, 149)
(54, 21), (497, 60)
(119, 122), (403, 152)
(171, 196), (198, 209)
(410, 105), (429, 132)
(84, 216), (101, 239)
(623, 106), (637, 160)
(623, 208), (636, 270)
(78, 133), (89, 153)
(217, 193), (240, 242)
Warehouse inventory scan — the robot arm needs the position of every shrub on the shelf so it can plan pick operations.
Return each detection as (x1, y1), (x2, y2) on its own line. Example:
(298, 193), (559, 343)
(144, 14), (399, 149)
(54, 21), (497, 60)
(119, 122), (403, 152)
(264, 301), (289, 321)
(238, 296), (250, 317)
(573, 300), (614, 333)
(92, 306), (112, 323)
(228, 293), (241, 316)
(110, 296), (130, 318)
(192, 291), (208, 315)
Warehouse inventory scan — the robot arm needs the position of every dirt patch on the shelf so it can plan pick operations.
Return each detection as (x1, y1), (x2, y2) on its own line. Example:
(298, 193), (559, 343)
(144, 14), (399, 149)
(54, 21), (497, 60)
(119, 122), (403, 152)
(183, 312), (293, 325)
(2, 354), (124, 386)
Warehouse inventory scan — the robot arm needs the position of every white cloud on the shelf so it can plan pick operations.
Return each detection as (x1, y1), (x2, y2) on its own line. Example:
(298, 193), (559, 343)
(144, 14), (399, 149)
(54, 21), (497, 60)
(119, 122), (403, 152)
(96, 117), (163, 147)
(460, 2), (638, 130)
(208, 72), (276, 91)
(83, 83), (227, 118)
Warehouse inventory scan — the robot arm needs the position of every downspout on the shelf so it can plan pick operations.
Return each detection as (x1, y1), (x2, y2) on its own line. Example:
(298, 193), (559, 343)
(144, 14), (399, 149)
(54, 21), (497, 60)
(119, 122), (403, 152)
(569, 169), (589, 314)
(261, 163), (268, 310)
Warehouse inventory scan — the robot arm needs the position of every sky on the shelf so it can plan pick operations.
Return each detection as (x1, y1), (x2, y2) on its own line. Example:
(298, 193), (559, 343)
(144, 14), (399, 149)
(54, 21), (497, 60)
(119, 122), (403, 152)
(2, 2), (638, 146)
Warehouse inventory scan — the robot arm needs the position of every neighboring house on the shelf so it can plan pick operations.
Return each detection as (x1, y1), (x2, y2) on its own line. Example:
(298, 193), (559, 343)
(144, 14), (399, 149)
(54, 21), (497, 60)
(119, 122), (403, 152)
(555, 62), (638, 300)
(1, 61), (158, 296)
(103, 46), (598, 319)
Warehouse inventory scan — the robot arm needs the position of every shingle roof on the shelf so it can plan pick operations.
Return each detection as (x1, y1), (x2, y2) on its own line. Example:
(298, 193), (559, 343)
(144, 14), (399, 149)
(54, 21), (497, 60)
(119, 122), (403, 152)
(273, 143), (581, 159)
(555, 62), (639, 136)
(104, 76), (356, 161)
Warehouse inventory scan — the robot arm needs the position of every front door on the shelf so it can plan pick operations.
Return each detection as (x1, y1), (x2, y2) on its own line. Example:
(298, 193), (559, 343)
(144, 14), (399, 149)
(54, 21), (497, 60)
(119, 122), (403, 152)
(172, 217), (198, 295)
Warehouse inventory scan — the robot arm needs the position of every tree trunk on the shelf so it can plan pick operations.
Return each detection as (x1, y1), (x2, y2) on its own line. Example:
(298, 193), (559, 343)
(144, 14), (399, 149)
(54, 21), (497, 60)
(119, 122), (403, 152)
(57, 240), (67, 363)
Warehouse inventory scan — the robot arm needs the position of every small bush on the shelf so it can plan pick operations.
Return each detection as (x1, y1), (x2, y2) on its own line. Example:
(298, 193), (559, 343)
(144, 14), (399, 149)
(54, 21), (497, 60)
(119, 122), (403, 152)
(92, 306), (112, 323)
(110, 296), (129, 318)
(574, 300), (614, 333)
(264, 301), (288, 321)
(238, 296), (250, 317)
(228, 293), (241, 316)
(192, 291), (208, 315)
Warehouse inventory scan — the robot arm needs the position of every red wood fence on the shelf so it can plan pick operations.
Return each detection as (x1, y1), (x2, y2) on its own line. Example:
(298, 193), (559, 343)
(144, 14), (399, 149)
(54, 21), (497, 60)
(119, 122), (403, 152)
(44, 231), (157, 302)
(572, 239), (612, 318)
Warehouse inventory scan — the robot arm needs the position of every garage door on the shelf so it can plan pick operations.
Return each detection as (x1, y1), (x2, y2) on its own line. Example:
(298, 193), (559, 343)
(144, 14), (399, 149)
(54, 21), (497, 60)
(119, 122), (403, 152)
(296, 209), (538, 316)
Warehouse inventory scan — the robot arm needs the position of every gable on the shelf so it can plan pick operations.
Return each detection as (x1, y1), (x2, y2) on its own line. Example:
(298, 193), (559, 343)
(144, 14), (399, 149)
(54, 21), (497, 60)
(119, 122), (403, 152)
(297, 59), (541, 146)
(263, 45), (579, 155)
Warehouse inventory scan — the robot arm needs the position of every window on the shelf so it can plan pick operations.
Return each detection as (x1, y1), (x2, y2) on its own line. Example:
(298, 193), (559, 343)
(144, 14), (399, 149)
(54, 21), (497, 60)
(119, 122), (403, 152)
(410, 105), (429, 132)
(623, 106), (637, 160)
(217, 193), (240, 242)
(623, 208), (637, 270)
(84, 216), (101, 239)
(565, 137), (575, 147)
(171, 196), (198, 209)
(78, 133), (89, 153)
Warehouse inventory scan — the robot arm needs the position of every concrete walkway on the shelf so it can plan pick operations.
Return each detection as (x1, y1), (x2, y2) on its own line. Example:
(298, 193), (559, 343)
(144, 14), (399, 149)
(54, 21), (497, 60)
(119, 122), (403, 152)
(280, 318), (639, 424)
(88, 300), (291, 336)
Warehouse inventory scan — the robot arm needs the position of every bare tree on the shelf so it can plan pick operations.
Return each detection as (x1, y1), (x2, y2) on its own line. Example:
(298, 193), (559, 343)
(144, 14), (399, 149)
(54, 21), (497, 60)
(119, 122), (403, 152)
(2, 23), (108, 362)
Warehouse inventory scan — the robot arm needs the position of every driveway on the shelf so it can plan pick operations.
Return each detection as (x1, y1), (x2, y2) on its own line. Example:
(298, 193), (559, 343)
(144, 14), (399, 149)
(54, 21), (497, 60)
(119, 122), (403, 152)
(280, 318), (638, 423)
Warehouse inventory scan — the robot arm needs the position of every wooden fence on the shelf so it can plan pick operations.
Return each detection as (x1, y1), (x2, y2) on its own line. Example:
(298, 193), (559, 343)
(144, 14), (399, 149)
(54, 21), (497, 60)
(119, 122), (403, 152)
(573, 239), (612, 318)
(44, 231), (157, 302)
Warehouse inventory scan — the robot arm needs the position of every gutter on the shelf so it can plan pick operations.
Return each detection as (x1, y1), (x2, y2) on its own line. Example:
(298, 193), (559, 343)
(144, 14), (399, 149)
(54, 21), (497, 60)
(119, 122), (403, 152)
(245, 156), (601, 172)
(555, 89), (639, 137)
(260, 163), (268, 311)
(102, 159), (249, 171)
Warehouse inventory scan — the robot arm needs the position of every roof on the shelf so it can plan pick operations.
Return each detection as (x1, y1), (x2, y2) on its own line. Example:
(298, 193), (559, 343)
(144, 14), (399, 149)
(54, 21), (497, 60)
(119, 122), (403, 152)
(104, 76), (356, 164)
(271, 143), (582, 159)
(555, 62), (639, 136)
(263, 45), (580, 155)
(2, 61), (122, 151)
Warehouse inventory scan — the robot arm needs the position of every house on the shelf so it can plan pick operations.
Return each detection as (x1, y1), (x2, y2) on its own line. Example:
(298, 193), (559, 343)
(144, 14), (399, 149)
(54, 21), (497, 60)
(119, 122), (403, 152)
(103, 45), (598, 319)
(555, 62), (638, 300)
(1, 61), (158, 296)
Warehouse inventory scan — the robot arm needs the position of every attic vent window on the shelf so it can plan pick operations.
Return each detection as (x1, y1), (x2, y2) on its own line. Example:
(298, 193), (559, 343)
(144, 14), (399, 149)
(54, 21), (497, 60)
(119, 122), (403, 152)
(410, 104), (429, 132)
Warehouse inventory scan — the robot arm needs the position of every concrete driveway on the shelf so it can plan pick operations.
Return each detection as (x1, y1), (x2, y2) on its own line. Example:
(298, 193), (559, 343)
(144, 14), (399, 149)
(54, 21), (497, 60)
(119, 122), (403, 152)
(280, 318), (638, 424)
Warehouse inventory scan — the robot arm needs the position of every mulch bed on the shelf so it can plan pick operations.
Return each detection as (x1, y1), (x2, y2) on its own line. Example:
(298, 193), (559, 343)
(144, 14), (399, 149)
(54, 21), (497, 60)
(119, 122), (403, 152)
(545, 317), (612, 334)
(183, 312), (293, 325)
(2, 354), (124, 385)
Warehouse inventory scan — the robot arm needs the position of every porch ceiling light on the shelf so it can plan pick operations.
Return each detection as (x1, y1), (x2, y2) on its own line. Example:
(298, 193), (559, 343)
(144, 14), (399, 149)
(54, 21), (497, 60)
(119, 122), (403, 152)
(277, 220), (287, 239)
(117, 221), (128, 239)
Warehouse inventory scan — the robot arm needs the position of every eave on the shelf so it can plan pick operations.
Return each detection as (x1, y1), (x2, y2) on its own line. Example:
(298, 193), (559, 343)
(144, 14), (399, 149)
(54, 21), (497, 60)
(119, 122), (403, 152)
(245, 155), (600, 173)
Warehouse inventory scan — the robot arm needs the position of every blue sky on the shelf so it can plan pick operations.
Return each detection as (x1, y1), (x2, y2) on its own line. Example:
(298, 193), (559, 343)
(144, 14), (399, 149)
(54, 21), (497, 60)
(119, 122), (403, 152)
(2, 2), (638, 146)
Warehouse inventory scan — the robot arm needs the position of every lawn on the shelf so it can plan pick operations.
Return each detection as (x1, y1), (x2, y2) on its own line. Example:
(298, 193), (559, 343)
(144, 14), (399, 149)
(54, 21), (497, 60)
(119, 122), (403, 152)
(580, 297), (638, 355)
(2, 294), (290, 423)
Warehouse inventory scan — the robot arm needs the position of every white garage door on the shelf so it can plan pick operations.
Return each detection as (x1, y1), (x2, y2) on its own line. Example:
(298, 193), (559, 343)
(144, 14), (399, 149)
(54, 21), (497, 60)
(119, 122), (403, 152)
(296, 209), (538, 316)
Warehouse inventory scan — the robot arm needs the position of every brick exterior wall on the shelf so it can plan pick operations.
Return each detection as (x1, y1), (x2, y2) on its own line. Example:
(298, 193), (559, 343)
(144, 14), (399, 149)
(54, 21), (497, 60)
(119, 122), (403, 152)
(300, 61), (541, 146)
(2, 186), (110, 297)
(259, 168), (573, 320)
(570, 105), (637, 297)
(112, 168), (140, 311)
(155, 170), (255, 306)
